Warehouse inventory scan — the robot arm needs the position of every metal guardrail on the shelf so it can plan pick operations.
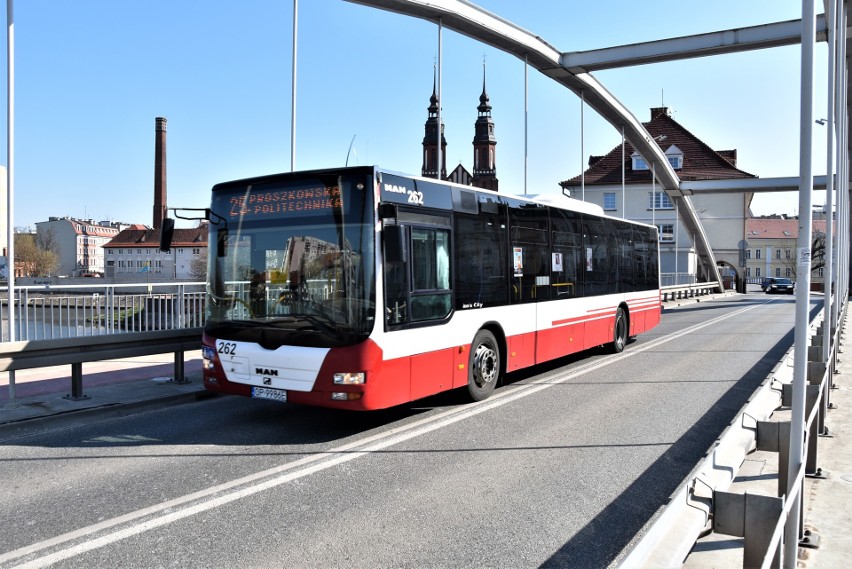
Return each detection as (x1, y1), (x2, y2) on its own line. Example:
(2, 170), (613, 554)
(0, 282), (206, 401)
(620, 298), (845, 568)
(661, 281), (723, 302)
(0, 328), (203, 401)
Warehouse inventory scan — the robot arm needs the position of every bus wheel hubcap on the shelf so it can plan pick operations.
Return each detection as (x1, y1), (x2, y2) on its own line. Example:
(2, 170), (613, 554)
(474, 345), (497, 387)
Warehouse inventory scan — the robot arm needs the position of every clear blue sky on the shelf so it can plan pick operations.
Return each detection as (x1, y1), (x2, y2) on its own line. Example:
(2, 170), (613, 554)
(0, 0), (830, 230)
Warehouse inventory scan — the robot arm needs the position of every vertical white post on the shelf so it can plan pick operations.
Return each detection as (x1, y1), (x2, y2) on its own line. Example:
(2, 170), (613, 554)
(580, 91), (584, 201)
(621, 127), (625, 218)
(651, 163), (656, 228)
(823, 0), (836, 364)
(290, 0), (298, 172)
(675, 201), (679, 281)
(835, 3), (848, 327)
(524, 53), (528, 195)
(437, 17), (443, 180)
(786, 1), (815, 565)
(6, 0), (15, 399)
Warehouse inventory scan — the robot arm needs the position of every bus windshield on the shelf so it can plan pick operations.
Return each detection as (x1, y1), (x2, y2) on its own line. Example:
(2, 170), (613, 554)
(205, 171), (376, 348)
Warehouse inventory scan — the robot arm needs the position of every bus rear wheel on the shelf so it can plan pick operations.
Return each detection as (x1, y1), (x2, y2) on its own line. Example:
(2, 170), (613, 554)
(610, 307), (628, 353)
(467, 330), (500, 401)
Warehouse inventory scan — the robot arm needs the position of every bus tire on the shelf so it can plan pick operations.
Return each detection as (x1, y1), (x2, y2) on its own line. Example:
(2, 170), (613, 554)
(467, 329), (500, 401)
(610, 307), (628, 354)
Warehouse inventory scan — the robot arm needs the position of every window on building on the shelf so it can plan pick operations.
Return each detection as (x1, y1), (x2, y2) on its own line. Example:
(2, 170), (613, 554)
(656, 224), (674, 243)
(756, 268), (761, 277)
(785, 249), (791, 259)
(746, 249), (752, 259)
(775, 267), (781, 277)
(817, 267), (824, 277)
(746, 267), (751, 277)
(776, 249), (781, 259)
(665, 145), (683, 169)
(603, 193), (616, 211)
(787, 268), (793, 277)
(631, 152), (649, 171)
(649, 191), (673, 209)
(756, 249), (761, 259)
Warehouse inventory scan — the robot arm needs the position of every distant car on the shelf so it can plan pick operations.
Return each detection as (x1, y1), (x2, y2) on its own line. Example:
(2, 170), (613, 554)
(764, 277), (795, 294)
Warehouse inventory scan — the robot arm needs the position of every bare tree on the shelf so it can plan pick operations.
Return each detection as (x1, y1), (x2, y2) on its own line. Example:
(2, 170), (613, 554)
(780, 232), (826, 279)
(36, 226), (60, 255)
(14, 232), (59, 277)
(189, 253), (208, 281)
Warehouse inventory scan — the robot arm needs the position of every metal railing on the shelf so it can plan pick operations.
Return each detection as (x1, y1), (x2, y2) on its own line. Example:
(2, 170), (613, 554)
(660, 281), (722, 302)
(0, 282), (206, 342)
(620, 298), (846, 569)
(660, 272), (698, 286)
(0, 282), (206, 402)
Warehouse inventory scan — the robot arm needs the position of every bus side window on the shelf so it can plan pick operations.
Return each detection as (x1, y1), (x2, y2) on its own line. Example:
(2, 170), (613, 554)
(551, 232), (579, 298)
(409, 227), (452, 322)
(383, 224), (409, 326)
(509, 205), (548, 303)
(454, 213), (509, 309)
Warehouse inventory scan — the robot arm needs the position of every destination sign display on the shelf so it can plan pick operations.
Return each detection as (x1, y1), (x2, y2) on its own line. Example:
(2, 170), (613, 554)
(215, 182), (344, 222)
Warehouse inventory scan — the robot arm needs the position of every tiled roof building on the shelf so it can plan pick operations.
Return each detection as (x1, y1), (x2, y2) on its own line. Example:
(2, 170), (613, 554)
(103, 225), (207, 280)
(560, 107), (757, 289)
(562, 107), (755, 188)
(745, 217), (829, 287)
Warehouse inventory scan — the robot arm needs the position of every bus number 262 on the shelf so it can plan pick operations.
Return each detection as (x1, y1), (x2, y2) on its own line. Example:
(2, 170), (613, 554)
(407, 190), (424, 205)
(217, 341), (237, 355)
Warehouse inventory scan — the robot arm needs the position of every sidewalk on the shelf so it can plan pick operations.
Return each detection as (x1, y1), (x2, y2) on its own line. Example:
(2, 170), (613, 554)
(0, 351), (208, 432)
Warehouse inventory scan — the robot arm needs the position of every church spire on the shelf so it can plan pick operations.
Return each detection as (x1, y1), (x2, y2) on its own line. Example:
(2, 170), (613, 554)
(422, 65), (447, 180)
(472, 61), (498, 191)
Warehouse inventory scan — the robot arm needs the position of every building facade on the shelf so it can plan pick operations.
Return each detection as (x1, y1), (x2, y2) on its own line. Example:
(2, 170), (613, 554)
(744, 216), (828, 289)
(103, 225), (208, 280)
(35, 217), (125, 277)
(560, 107), (756, 288)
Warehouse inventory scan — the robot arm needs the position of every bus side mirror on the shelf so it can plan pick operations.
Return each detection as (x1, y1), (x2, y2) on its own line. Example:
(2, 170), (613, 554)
(383, 225), (406, 263)
(159, 218), (175, 252)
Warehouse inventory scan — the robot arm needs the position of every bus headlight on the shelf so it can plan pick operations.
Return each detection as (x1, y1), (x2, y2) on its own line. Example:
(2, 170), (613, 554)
(202, 346), (217, 371)
(333, 372), (365, 385)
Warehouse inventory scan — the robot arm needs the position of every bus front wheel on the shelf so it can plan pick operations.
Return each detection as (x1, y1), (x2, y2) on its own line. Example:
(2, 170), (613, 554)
(467, 330), (500, 401)
(610, 307), (628, 353)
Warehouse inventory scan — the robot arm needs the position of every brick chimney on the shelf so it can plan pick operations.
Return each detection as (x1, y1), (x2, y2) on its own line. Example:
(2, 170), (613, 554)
(153, 117), (167, 230)
(650, 107), (669, 120)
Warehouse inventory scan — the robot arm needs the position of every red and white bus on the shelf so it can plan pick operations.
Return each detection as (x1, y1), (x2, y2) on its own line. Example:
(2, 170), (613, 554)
(179, 166), (660, 410)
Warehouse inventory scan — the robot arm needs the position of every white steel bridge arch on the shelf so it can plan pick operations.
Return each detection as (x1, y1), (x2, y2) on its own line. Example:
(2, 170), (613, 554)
(345, 0), (723, 286)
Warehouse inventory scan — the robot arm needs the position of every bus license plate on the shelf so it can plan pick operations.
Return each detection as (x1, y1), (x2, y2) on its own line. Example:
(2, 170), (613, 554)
(252, 386), (287, 402)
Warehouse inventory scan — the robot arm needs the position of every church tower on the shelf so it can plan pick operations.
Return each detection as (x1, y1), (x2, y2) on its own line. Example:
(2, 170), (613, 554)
(471, 65), (498, 191)
(422, 71), (447, 180)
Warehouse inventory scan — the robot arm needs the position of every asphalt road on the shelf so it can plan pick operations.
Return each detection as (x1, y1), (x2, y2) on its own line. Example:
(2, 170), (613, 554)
(0, 292), (819, 569)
